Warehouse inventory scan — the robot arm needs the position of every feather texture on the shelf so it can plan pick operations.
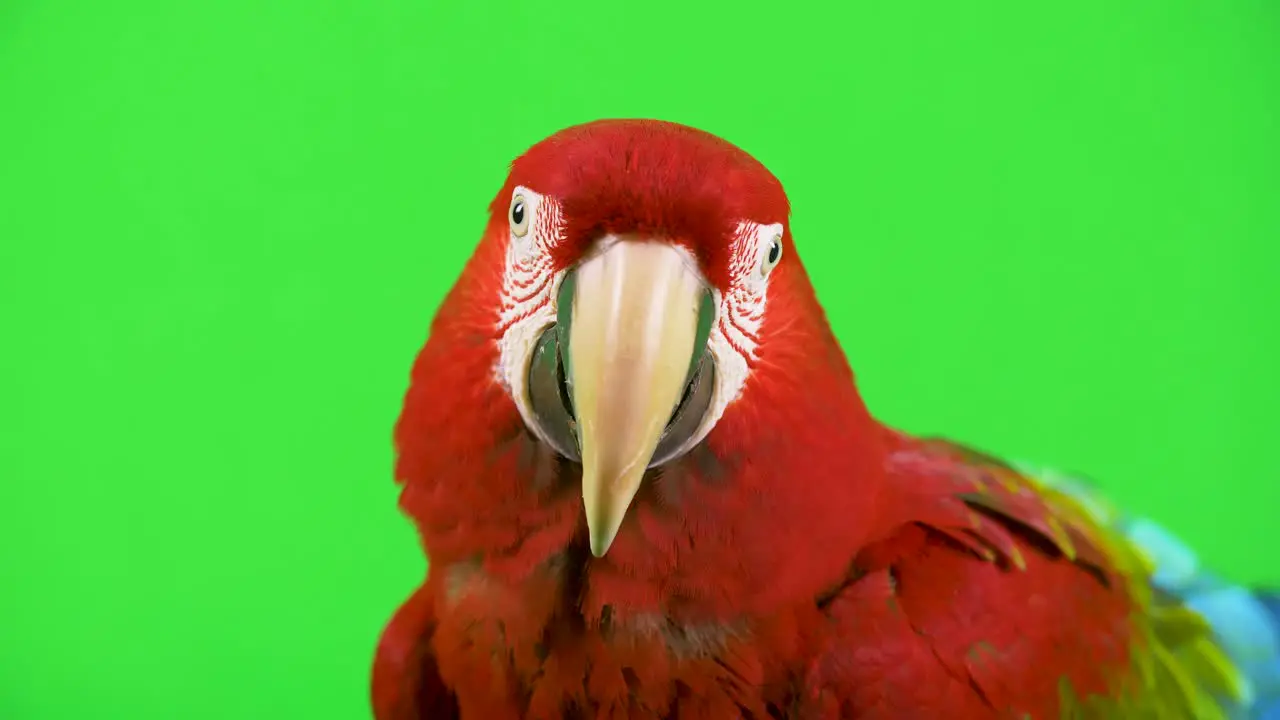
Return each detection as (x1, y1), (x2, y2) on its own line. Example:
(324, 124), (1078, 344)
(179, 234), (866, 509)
(1019, 462), (1280, 719)
(374, 118), (1271, 719)
(375, 428), (1273, 719)
(797, 431), (1251, 718)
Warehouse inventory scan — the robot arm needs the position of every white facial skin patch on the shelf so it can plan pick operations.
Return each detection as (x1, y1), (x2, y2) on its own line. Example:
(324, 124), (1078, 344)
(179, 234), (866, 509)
(675, 219), (784, 458)
(494, 184), (784, 465)
(495, 185), (566, 450)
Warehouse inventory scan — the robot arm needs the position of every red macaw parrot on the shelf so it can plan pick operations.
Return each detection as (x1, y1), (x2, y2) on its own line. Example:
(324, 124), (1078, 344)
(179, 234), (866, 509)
(371, 119), (1280, 719)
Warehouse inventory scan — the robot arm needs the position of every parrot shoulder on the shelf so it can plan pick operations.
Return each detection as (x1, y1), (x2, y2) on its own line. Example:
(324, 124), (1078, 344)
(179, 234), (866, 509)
(796, 430), (1245, 718)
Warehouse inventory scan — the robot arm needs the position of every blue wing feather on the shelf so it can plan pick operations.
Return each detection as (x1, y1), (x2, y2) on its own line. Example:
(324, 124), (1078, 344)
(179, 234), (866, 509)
(1015, 462), (1280, 719)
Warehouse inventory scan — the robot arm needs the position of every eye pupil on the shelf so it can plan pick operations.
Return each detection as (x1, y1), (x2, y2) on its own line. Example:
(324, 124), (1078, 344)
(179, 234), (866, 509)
(767, 241), (781, 265)
(512, 201), (525, 225)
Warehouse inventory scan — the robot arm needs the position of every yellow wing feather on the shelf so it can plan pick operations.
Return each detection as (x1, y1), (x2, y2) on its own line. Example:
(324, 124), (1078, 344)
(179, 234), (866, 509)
(1026, 471), (1246, 718)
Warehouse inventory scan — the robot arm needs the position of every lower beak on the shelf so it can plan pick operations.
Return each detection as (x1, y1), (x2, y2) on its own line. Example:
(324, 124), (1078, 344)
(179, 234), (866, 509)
(565, 238), (706, 557)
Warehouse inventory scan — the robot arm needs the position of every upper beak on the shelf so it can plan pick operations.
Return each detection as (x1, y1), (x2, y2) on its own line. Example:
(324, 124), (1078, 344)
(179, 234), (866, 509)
(564, 238), (706, 557)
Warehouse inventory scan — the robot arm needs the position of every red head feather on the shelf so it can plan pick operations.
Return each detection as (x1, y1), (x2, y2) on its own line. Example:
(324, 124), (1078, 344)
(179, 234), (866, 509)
(493, 119), (789, 290)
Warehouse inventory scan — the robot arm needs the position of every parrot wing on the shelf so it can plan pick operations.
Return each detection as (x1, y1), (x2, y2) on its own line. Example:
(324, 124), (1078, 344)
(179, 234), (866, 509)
(371, 577), (458, 720)
(1018, 460), (1280, 720)
(802, 431), (1255, 719)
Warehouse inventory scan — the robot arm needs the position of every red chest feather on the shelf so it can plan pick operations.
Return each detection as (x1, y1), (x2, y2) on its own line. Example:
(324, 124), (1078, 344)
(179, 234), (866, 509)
(419, 551), (834, 720)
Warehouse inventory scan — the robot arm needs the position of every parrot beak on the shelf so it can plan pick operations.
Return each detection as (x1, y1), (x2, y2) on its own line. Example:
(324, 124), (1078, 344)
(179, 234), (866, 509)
(565, 238), (706, 558)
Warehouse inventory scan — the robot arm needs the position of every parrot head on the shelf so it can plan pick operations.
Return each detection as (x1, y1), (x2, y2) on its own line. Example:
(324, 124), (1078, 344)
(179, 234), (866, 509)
(397, 120), (886, 604)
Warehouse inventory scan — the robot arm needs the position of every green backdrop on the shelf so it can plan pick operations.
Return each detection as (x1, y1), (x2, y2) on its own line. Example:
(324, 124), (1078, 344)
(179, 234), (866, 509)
(2, 0), (1277, 717)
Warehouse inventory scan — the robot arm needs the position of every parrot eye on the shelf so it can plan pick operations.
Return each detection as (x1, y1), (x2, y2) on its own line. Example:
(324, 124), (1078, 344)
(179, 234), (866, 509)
(510, 194), (529, 237)
(762, 234), (783, 274)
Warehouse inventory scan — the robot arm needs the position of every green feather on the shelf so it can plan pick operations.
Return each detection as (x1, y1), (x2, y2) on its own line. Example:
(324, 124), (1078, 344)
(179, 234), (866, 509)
(1028, 473), (1247, 719)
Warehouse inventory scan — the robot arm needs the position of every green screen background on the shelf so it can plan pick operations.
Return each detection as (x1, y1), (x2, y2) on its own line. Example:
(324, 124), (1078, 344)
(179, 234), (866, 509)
(2, 0), (1277, 717)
